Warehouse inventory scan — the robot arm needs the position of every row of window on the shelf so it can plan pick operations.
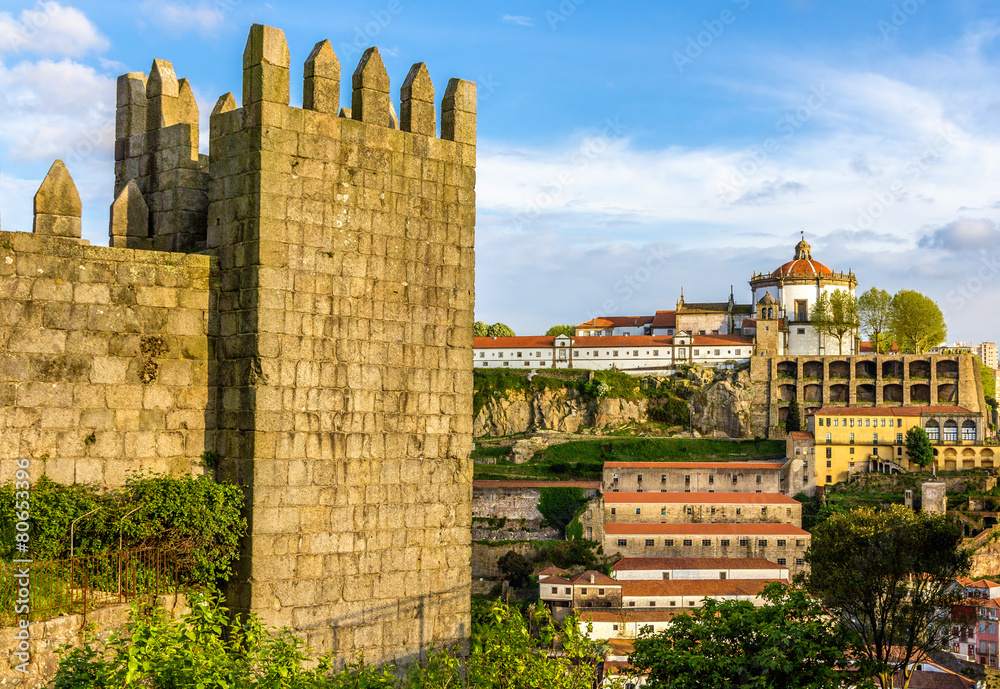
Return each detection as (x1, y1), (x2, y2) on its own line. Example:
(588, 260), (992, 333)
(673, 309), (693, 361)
(818, 417), (902, 428)
(618, 537), (806, 548)
(479, 347), (748, 359)
(824, 432), (905, 445)
(609, 506), (793, 516)
(616, 473), (763, 484)
(609, 489), (767, 494)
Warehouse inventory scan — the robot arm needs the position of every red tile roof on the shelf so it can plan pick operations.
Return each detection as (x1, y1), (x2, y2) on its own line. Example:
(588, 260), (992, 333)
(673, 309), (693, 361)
(603, 492), (799, 505)
(572, 335), (674, 347)
(814, 406), (976, 416)
(474, 336), (555, 348)
(612, 557), (784, 571)
(651, 310), (676, 328)
(540, 576), (572, 585)
(537, 566), (569, 578)
(773, 258), (835, 278)
(605, 522), (809, 536)
(569, 570), (620, 586)
(691, 335), (755, 346)
(575, 316), (654, 329)
(578, 610), (684, 623)
(605, 461), (785, 469)
(788, 431), (814, 440)
(622, 578), (783, 597)
(474, 480), (601, 489)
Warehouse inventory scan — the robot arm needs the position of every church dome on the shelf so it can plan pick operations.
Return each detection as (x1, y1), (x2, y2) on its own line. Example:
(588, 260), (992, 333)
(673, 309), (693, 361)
(758, 291), (778, 305)
(773, 236), (834, 278)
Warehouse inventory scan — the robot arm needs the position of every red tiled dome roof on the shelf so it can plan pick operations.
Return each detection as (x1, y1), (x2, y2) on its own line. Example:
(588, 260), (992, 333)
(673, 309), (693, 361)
(773, 237), (834, 277)
(774, 258), (834, 278)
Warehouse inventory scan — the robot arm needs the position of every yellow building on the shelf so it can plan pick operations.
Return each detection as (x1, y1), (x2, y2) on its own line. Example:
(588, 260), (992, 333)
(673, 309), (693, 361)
(811, 405), (992, 487)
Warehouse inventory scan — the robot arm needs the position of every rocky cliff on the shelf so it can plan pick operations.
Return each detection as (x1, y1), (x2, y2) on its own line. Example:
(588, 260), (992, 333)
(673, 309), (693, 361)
(690, 369), (754, 439)
(473, 367), (754, 438)
(473, 386), (648, 437)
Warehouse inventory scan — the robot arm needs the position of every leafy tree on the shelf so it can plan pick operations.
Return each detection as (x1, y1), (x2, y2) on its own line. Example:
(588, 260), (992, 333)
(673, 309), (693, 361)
(784, 400), (802, 433)
(806, 505), (971, 689)
(904, 426), (935, 471)
(546, 324), (576, 337)
(486, 322), (516, 338)
(474, 321), (489, 337)
(565, 517), (585, 542)
(469, 600), (600, 689)
(978, 356), (997, 400)
(810, 289), (859, 355)
(630, 583), (862, 689)
(497, 549), (532, 588)
(858, 287), (894, 353)
(888, 290), (946, 354)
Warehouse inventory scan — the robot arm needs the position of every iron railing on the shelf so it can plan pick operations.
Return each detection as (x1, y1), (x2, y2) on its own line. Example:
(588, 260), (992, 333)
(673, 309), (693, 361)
(1, 546), (182, 625)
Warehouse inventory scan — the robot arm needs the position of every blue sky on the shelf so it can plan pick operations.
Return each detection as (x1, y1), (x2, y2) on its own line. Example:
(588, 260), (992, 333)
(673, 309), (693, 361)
(2, 1), (1000, 344)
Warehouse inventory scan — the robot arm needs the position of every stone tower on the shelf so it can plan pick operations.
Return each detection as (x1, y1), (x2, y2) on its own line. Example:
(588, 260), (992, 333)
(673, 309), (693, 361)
(112, 23), (477, 665)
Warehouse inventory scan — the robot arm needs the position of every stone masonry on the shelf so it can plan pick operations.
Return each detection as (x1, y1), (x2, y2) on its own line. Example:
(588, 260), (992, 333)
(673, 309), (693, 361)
(0, 23), (476, 668)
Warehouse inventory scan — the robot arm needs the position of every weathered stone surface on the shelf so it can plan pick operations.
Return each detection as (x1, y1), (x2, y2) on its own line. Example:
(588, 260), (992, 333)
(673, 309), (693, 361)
(109, 180), (150, 248)
(351, 47), (393, 127)
(304, 39), (340, 114)
(400, 62), (435, 136)
(33, 160), (82, 239)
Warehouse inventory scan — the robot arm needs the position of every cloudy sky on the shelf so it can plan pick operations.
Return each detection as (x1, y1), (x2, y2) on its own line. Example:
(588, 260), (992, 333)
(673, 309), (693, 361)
(1, 1), (1000, 343)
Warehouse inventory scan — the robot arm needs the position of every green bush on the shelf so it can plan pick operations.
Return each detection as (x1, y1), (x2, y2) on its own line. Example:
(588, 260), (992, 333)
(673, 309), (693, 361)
(0, 474), (245, 587)
(54, 595), (600, 689)
(537, 487), (589, 536)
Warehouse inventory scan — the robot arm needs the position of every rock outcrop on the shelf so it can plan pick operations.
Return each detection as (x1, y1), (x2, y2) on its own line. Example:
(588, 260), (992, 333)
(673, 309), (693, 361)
(690, 369), (754, 439)
(473, 386), (650, 437)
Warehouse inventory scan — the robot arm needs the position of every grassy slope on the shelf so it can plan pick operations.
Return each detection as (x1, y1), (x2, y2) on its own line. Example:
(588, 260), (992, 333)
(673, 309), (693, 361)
(473, 437), (784, 481)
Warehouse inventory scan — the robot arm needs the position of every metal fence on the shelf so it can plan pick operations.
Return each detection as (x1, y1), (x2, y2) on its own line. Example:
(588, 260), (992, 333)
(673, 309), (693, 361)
(1, 547), (181, 625)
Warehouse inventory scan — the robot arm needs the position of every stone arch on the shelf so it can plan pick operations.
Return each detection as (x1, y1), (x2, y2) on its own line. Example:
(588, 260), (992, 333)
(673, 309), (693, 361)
(937, 383), (957, 404)
(777, 361), (797, 379)
(962, 420), (978, 442)
(829, 360), (849, 379)
(803, 384), (823, 403)
(856, 384), (876, 403)
(925, 419), (940, 441)
(982, 448), (995, 459)
(943, 420), (959, 442)
(937, 359), (959, 378)
(909, 360), (930, 378)
(803, 360), (823, 379)
(911, 384), (930, 403)
(962, 448), (977, 458)
(778, 384), (796, 402)
(943, 447), (958, 458)
(855, 360), (876, 379)
(883, 383), (903, 403)
(882, 360), (904, 379)
(777, 406), (789, 425)
(830, 384), (849, 403)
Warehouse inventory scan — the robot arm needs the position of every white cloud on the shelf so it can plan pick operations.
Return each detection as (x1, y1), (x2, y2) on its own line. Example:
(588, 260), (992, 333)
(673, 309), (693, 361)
(0, 2), (108, 57)
(502, 15), (534, 27)
(474, 39), (1000, 342)
(139, 1), (228, 36)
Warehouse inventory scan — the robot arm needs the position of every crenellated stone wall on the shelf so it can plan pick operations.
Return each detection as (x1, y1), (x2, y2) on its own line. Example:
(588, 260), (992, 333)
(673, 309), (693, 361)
(0, 21), (475, 674)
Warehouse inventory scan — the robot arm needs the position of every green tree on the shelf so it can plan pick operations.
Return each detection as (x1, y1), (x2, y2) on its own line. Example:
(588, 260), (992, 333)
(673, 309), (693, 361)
(497, 549), (533, 588)
(630, 583), (862, 689)
(810, 289), (859, 355)
(978, 356), (997, 400)
(888, 290), (946, 354)
(784, 400), (802, 433)
(806, 505), (971, 689)
(486, 322), (515, 337)
(474, 321), (489, 337)
(546, 324), (576, 337)
(858, 287), (894, 353)
(904, 426), (935, 471)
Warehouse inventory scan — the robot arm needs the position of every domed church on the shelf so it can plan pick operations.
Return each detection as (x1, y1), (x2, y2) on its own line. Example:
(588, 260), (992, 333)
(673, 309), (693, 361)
(749, 235), (857, 356)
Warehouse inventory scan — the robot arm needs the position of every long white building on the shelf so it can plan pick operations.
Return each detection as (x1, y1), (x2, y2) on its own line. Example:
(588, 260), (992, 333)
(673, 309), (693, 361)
(473, 333), (754, 372)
